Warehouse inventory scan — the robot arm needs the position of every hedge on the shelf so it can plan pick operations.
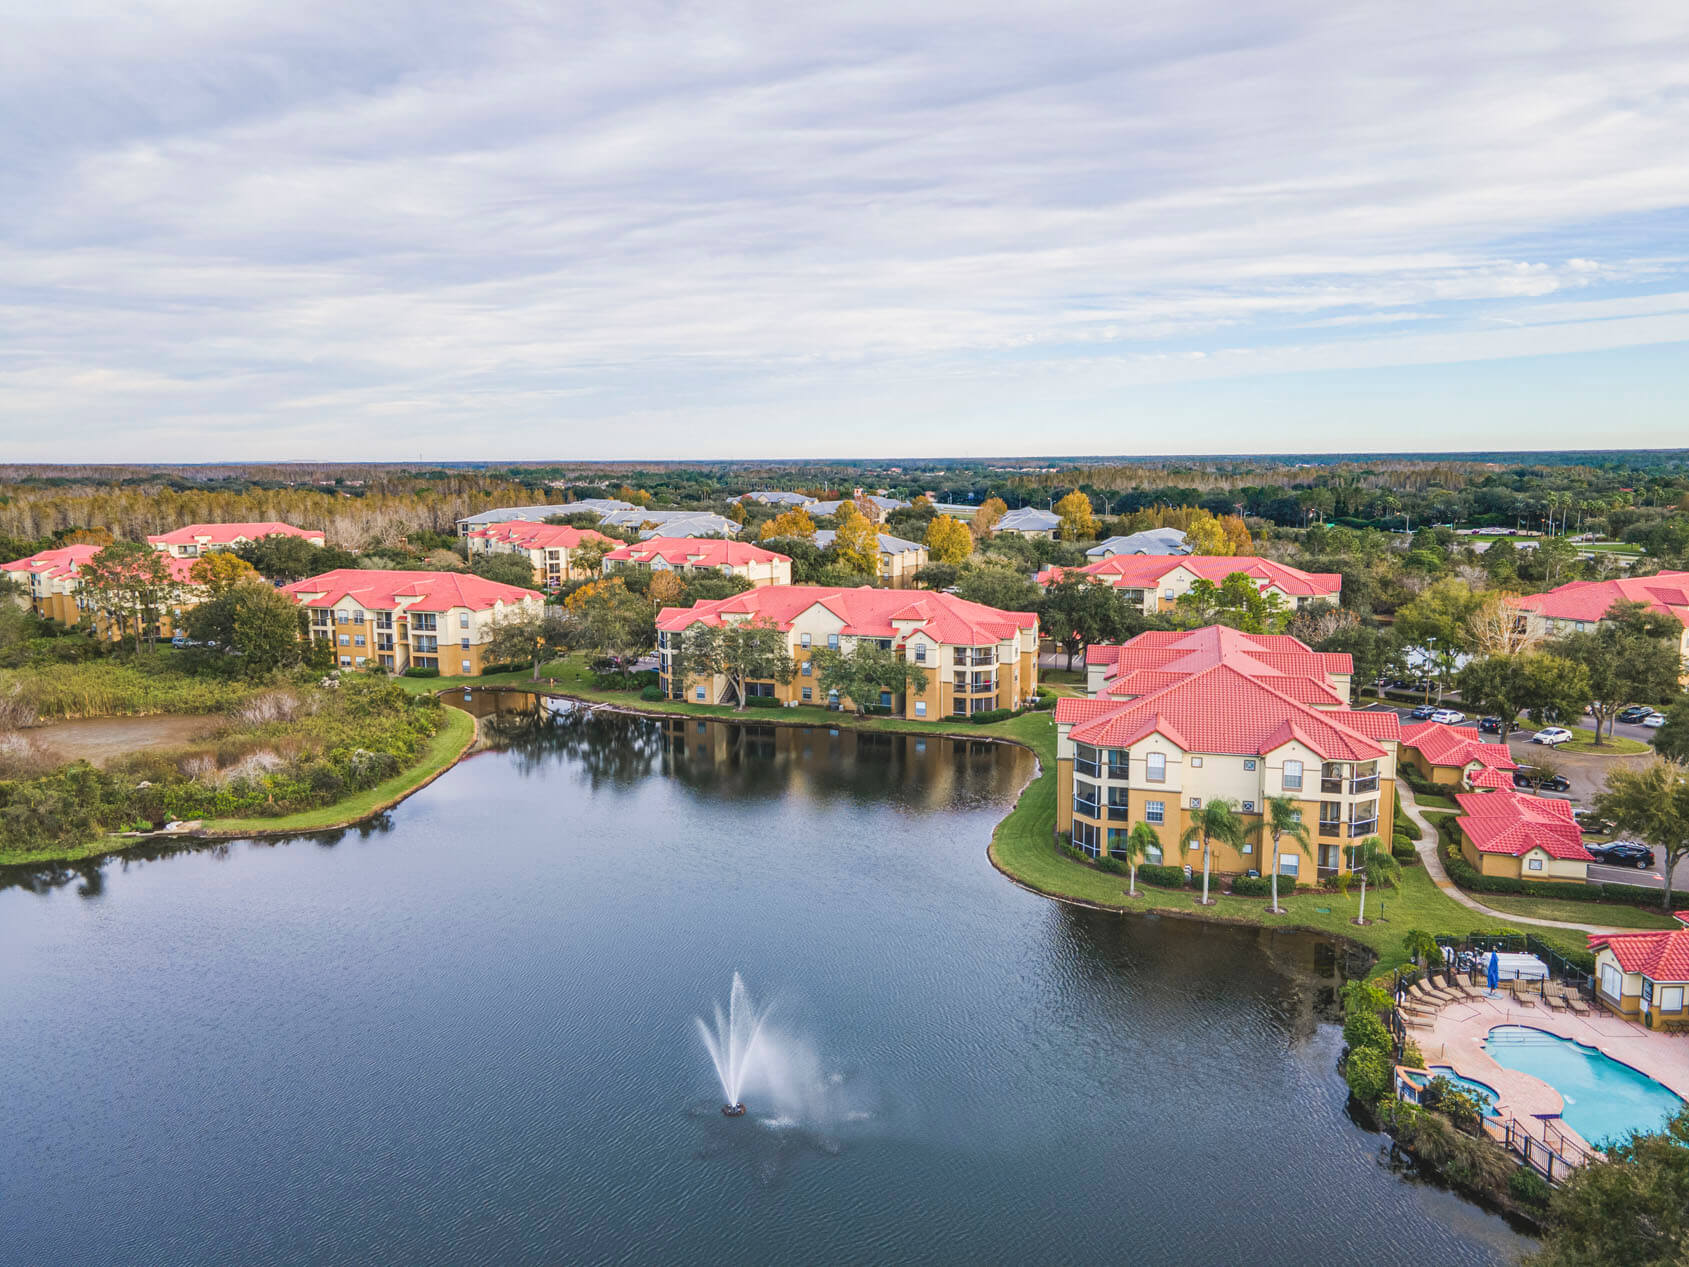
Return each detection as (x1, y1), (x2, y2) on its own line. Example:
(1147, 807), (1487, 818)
(1231, 874), (1301, 898)
(402, 666), (440, 678)
(639, 685), (665, 701)
(1137, 863), (1188, 888)
(742, 695), (782, 709)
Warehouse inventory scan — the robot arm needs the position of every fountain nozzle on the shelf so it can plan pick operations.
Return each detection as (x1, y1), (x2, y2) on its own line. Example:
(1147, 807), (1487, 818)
(722, 1102), (747, 1117)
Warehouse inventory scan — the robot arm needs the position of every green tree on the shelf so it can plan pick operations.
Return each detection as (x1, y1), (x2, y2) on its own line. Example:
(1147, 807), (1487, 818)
(234, 534), (358, 582)
(1114, 820), (1161, 898)
(1181, 798), (1247, 906)
(1525, 1105), (1689, 1267)
(1654, 700), (1689, 765)
(911, 563), (959, 591)
(1395, 577), (1482, 703)
(1054, 490), (1098, 541)
(186, 580), (306, 677)
(188, 552), (262, 597)
(1345, 834), (1401, 925)
(1402, 929), (1442, 970)
(924, 515), (974, 567)
(1254, 795), (1312, 913)
(486, 610), (572, 679)
(1172, 573), (1289, 634)
(562, 578), (654, 662)
(1551, 600), (1684, 744)
(829, 509), (882, 577)
(670, 617), (795, 710)
(1038, 575), (1129, 669)
(470, 550), (542, 588)
(809, 640), (929, 712)
(78, 541), (177, 652)
(1455, 651), (1590, 736)
(1595, 760), (1689, 911)
(954, 563), (1041, 612)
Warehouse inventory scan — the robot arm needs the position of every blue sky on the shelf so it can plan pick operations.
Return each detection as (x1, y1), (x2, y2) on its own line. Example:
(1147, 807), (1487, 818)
(3, 1), (1688, 461)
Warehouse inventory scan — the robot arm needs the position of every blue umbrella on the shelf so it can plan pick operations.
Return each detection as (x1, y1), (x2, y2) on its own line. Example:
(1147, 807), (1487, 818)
(1486, 950), (1500, 993)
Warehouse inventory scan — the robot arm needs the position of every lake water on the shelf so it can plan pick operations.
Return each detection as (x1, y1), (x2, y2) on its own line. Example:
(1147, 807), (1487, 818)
(0, 696), (1528, 1265)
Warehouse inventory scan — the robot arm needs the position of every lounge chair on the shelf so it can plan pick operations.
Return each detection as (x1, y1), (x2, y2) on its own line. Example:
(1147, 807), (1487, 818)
(1441, 973), (1484, 1000)
(1564, 994), (1591, 1016)
(1508, 980), (1538, 1008)
(1543, 993), (1568, 1013)
(1420, 978), (1462, 1005)
(1406, 983), (1444, 1010)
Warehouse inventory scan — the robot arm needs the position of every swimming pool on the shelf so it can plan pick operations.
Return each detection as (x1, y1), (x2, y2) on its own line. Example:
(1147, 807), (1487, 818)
(1484, 1025), (1684, 1147)
(1428, 1066), (1502, 1118)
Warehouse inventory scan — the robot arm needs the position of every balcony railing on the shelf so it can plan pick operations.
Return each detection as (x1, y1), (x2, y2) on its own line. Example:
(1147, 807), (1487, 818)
(1074, 757), (1101, 779)
(1320, 777), (1344, 795)
(952, 674), (996, 693)
(1349, 818), (1379, 838)
(1350, 775), (1379, 794)
(958, 650), (996, 666)
(1106, 804), (1130, 821)
(1318, 821), (1342, 838)
(1107, 761), (1130, 781)
(1072, 798), (1100, 820)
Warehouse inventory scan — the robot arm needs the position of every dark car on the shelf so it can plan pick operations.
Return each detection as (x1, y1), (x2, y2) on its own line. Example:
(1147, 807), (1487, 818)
(1617, 705), (1653, 724)
(1409, 704), (1437, 721)
(1513, 770), (1571, 793)
(1586, 840), (1654, 869)
(1573, 810), (1615, 836)
(1478, 716), (1503, 734)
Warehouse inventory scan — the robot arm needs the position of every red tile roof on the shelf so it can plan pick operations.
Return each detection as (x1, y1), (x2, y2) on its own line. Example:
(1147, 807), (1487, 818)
(1, 543), (100, 580)
(1467, 767), (1515, 789)
(466, 521), (613, 551)
(1454, 788), (1589, 861)
(281, 569), (543, 613)
(655, 584), (1036, 645)
(1401, 721), (1518, 772)
(1056, 661), (1387, 760)
(1514, 572), (1689, 627)
(147, 522), (324, 546)
(1589, 926), (1689, 982)
(1091, 626), (1351, 707)
(1037, 555), (1341, 598)
(604, 537), (789, 568)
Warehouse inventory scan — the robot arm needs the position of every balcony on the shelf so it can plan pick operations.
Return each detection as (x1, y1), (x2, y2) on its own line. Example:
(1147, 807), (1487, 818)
(1350, 775), (1379, 794)
(1318, 821), (1342, 838)
(952, 674), (996, 694)
(958, 649), (996, 667)
(1106, 804), (1130, 822)
(1320, 777), (1344, 795)
(1072, 798), (1100, 820)
(1349, 818), (1379, 838)
(1074, 756), (1101, 779)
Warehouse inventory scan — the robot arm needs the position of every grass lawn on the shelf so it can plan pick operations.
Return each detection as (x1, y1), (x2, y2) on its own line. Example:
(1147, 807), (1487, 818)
(0, 833), (132, 869)
(1474, 893), (1683, 930)
(1410, 786), (1461, 812)
(1553, 730), (1653, 756)
(199, 704), (477, 836)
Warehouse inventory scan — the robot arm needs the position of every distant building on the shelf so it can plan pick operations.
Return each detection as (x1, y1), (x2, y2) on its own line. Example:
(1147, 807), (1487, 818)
(464, 521), (616, 586)
(814, 530), (929, 587)
(656, 585), (1038, 717)
(603, 537), (793, 587)
(455, 500), (634, 536)
(1036, 555), (1341, 613)
(1087, 528), (1188, 558)
(1510, 573), (1689, 677)
(994, 507), (1062, 538)
(285, 569), (544, 675)
(741, 491), (816, 507)
(147, 522), (326, 559)
(1, 543), (202, 639)
(597, 508), (743, 539)
(807, 490), (911, 524)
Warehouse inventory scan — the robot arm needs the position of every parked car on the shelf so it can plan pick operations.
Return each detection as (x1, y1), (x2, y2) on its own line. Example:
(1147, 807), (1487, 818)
(1531, 727), (1574, 746)
(1585, 840), (1654, 869)
(1430, 708), (1465, 725)
(1409, 704), (1437, 720)
(1512, 769), (1571, 793)
(1642, 713), (1668, 729)
(1573, 810), (1615, 836)
(1478, 716), (1503, 734)
(1617, 705), (1653, 724)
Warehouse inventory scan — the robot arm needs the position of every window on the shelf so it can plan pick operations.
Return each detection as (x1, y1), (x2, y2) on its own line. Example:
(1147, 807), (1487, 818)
(1527, 857), (1544, 871)
(801, 633), (812, 648)
(460, 638), (470, 649)
(915, 702), (927, 717)
(1189, 796), (1201, 809)
(1144, 800), (1164, 824)
(355, 656), (366, 666)
(695, 688), (706, 701)
(1575, 621), (1587, 632)
(1283, 760), (1303, 791)
(1279, 854), (1300, 877)
(914, 644), (926, 663)
(1072, 821), (1100, 857)
(1074, 743), (1101, 779)
(1599, 962), (1622, 1000)
(801, 661), (812, 676)
(1243, 759), (1257, 771)
(350, 611), (364, 624)
(1661, 986), (1685, 1013)
(1190, 756), (1203, 768)
(1146, 752), (1166, 782)
(827, 634), (840, 650)
(801, 687), (812, 701)
(353, 634), (366, 647)
(338, 634), (350, 646)
(339, 656), (352, 667)
(461, 660), (471, 673)
(459, 613), (470, 629)
(1163, 588), (1174, 600)
(1242, 800), (1255, 813)
(336, 611), (349, 624)
(880, 691), (892, 707)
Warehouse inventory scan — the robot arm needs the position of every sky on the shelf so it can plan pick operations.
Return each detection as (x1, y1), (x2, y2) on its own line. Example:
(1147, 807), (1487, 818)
(3, 1), (1688, 462)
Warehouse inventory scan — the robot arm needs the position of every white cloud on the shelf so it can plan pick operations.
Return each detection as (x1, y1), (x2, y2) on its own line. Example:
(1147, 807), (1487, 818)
(2, 0), (1688, 457)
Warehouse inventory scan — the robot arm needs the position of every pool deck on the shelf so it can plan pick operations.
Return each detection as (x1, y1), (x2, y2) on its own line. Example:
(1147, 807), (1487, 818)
(1411, 993), (1689, 1157)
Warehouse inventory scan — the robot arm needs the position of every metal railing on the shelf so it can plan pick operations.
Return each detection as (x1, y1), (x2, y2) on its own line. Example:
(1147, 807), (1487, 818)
(1350, 818), (1379, 838)
(1072, 798), (1100, 819)
(1320, 777), (1344, 794)
(1351, 775), (1380, 793)
(1074, 757), (1101, 779)
(1318, 821), (1342, 837)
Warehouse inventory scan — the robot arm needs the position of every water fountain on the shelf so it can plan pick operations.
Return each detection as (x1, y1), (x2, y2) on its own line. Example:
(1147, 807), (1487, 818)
(697, 972), (769, 1117)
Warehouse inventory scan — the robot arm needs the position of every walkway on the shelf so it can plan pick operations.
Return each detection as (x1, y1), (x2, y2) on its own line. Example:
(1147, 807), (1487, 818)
(1397, 783), (1632, 936)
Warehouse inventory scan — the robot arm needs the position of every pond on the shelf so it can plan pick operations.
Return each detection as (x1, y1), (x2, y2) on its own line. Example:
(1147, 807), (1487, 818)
(19, 711), (224, 765)
(0, 696), (1529, 1265)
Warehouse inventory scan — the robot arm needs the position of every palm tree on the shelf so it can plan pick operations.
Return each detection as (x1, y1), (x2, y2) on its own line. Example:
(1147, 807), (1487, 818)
(1253, 795), (1312, 915)
(1345, 835), (1402, 926)
(1181, 798), (1246, 906)
(1115, 821), (1161, 899)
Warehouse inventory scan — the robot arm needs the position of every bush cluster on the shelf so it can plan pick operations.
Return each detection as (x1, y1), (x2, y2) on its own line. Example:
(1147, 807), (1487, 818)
(402, 666), (440, 678)
(742, 695), (782, 709)
(639, 685), (665, 701)
(1136, 863), (1187, 888)
(1229, 874), (1300, 898)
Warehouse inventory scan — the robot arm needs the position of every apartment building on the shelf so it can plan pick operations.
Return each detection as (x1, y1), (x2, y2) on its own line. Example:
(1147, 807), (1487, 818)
(1398, 721), (1518, 789)
(1055, 626), (1396, 879)
(465, 520), (615, 585)
(1453, 787), (1590, 884)
(1511, 573), (1689, 677)
(812, 529), (928, 587)
(1087, 528), (1189, 558)
(455, 500), (634, 537)
(995, 507), (1062, 538)
(656, 585), (1039, 718)
(602, 537), (793, 587)
(598, 508), (743, 539)
(146, 521), (325, 559)
(1, 543), (202, 637)
(807, 491), (911, 524)
(284, 569), (544, 675)
(1037, 555), (1341, 613)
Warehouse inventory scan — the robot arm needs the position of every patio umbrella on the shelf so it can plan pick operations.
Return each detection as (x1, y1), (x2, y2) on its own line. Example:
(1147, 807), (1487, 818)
(1486, 951), (1500, 993)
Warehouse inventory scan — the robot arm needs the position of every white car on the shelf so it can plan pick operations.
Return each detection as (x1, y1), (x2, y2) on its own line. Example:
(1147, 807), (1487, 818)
(1531, 727), (1574, 746)
(1641, 713), (1667, 729)
(1430, 709), (1465, 725)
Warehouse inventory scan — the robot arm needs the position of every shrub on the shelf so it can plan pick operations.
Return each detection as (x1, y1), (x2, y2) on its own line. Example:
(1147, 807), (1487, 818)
(403, 666), (440, 679)
(1137, 863), (1187, 888)
(743, 695), (781, 709)
(1507, 1165), (1551, 1207)
(1343, 1009), (1392, 1054)
(1095, 855), (1126, 875)
(1230, 875), (1274, 897)
(1392, 835), (1418, 863)
(1394, 804), (1422, 842)
(968, 707), (1016, 724)
(639, 685), (664, 701)
(1344, 1045), (1395, 1104)
(1030, 689), (1057, 712)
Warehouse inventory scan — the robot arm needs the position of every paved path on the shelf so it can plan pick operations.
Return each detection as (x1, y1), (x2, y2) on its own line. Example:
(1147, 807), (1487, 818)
(1397, 783), (1632, 936)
